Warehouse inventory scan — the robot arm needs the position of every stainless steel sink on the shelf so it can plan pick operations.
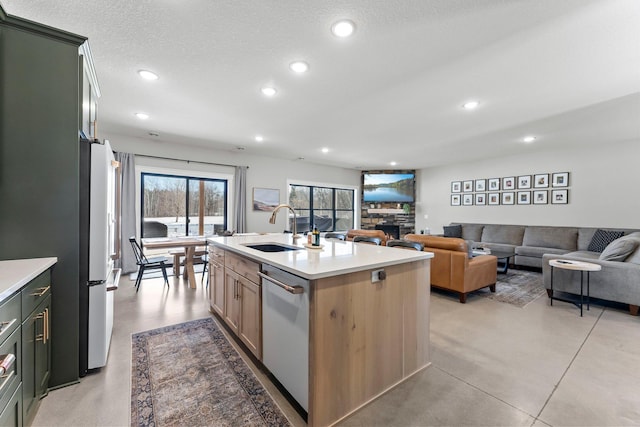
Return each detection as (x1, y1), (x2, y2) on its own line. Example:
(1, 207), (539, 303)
(242, 242), (302, 252)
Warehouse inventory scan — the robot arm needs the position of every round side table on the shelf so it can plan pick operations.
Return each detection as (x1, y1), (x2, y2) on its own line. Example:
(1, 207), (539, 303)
(549, 259), (602, 316)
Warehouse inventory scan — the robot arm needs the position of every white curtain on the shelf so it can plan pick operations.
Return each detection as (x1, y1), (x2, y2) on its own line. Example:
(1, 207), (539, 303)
(234, 166), (247, 233)
(115, 152), (137, 273)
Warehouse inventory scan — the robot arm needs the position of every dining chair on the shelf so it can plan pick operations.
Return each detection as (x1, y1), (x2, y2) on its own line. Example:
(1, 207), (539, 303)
(386, 239), (424, 251)
(324, 232), (346, 240)
(129, 237), (170, 292)
(352, 236), (382, 245)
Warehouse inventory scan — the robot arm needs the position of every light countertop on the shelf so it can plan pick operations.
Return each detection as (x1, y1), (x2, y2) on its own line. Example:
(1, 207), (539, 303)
(0, 257), (57, 303)
(207, 234), (432, 280)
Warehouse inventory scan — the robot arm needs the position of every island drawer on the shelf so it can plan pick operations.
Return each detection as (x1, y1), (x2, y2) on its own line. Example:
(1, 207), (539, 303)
(210, 246), (225, 264)
(21, 270), (51, 319)
(0, 294), (21, 343)
(0, 327), (21, 413)
(225, 252), (260, 284)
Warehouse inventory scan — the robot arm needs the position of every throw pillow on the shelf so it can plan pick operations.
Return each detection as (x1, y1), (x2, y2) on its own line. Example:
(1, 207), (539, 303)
(587, 229), (624, 253)
(599, 238), (639, 261)
(444, 224), (462, 238)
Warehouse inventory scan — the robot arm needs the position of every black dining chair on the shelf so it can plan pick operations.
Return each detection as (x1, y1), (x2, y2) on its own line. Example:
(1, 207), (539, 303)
(129, 237), (170, 292)
(352, 235), (382, 245)
(386, 239), (424, 251)
(324, 232), (346, 240)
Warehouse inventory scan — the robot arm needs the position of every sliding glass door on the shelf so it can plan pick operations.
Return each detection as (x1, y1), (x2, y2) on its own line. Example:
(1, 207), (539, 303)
(141, 173), (227, 238)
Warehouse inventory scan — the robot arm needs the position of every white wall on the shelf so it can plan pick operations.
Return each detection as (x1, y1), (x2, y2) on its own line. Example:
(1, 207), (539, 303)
(416, 140), (640, 234)
(108, 135), (361, 234)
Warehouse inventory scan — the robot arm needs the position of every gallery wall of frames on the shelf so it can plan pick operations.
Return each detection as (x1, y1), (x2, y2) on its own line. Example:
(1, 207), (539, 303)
(450, 172), (570, 206)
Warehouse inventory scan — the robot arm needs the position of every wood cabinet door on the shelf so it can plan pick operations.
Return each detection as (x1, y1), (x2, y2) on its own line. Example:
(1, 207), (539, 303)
(209, 261), (225, 316)
(238, 276), (261, 359)
(223, 268), (240, 334)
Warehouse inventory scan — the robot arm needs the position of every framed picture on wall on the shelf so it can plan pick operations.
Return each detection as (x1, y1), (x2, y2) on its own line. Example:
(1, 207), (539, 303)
(475, 179), (486, 192)
(463, 180), (473, 192)
(488, 178), (500, 191)
(552, 172), (569, 187)
(488, 193), (500, 205)
(551, 189), (568, 204)
(475, 193), (486, 205)
(503, 176), (515, 190)
(252, 187), (280, 211)
(451, 194), (461, 206)
(533, 190), (548, 204)
(451, 181), (462, 193)
(463, 194), (473, 205)
(502, 192), (515, 205)
(517, 191), (531, 204)
(534, 173), (549, 188)
(517, 175), (531, 189)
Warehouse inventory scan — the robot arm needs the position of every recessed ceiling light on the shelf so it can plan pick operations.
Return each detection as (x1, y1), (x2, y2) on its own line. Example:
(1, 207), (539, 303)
(462, 100), (480, 110)
(138, 70), (159, 80)
(289, 61), (309, 73)
(255, 135), (264, 142)
(135, 113), (149, 120)
(331, 20), (355, 38)
(261, 86), (277, 97)
(523, 135), (537, 143)
(321, 147), (329, 154)
(390, 161), (397, 166)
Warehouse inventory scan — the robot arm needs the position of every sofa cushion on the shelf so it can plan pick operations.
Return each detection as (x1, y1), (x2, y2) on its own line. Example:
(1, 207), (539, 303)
(588, 229), (624, 252)
(460, 224), (484, 241)
(444, 224), (462, 238)
(522, 226), (577, 251)
(599, 238), (639, 261)
(516, 246), (568, 258)
(481, 224), (525, 246)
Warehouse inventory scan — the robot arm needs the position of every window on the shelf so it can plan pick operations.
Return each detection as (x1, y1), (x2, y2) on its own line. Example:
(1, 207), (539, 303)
(289, 184), (354, 232)
(141, 172), (227, 237)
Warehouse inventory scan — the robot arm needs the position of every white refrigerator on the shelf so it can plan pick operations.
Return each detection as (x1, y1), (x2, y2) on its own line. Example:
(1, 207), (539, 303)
(80, 138), (121, 374)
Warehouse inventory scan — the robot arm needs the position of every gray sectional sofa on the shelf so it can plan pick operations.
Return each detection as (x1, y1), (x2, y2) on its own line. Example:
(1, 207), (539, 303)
(449, 223), (640, 314)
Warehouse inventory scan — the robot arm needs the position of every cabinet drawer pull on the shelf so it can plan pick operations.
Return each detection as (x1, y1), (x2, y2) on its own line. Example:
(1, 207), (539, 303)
(44, 308), (49, 343)
(35, 334), (45, 342)
(0, 353), (16, 394)
(30, 285), (51, 297)
(0, 319), (16, 339)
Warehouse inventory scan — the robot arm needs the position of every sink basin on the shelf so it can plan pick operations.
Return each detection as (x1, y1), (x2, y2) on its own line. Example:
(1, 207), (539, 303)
(243, 243), (302, 252)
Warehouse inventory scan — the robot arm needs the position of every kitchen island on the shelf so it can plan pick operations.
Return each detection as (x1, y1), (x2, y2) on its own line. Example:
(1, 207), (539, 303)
(207, 234), (432, 426)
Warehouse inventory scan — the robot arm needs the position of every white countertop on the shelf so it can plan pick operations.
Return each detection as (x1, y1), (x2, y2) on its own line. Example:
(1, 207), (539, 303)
(0, 257), (57, 302)
(207, 234), (432, 280)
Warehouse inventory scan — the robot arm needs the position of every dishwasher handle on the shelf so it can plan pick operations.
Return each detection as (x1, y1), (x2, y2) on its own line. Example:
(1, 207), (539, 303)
(258, 271), (304, 294)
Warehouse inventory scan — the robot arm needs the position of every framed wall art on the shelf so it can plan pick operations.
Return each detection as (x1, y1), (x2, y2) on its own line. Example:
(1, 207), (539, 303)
(451, 181), (461, 193)
(552, 172), (569, 187)
(475, 193), (486, 205)
(533, 190), (548, 204)
(488, 193), (500, 205)
(502, 192), (515, 205)
(463, 194), (473, 205)
(451, 194), (461, 206)
(488, 178), (500, 191)
(252, 187), (280, 211)
(534, 173), (549, 188)
(517, 191), (531, 204)
(463, 180), (473, 192)
(503, 177), (515, 190)
(517, 175), (531, 189)
(475, 179), (486, 192)
(551, 189), (568, 204)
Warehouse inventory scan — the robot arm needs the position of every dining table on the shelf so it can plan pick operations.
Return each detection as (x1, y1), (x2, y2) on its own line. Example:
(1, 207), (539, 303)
(141, 236), (207, 289)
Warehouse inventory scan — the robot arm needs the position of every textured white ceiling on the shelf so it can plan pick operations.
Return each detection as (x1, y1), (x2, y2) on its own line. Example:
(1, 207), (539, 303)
(3, 0), (639, 169)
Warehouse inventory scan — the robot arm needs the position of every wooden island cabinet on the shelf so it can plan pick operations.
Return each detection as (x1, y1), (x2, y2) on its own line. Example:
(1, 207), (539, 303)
(208, 234), (432, 426)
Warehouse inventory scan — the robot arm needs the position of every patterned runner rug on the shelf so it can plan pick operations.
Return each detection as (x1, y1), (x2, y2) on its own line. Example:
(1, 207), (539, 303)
(473, 270), (545, 307)
(131, 317), (290, 427)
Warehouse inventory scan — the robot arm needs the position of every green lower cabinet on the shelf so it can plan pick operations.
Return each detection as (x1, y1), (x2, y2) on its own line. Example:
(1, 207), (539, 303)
(21, 295), (51, 426)
(0, 384), (23, 427)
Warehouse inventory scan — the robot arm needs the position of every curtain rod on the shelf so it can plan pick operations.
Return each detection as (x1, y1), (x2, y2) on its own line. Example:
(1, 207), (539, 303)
(127, 152), (249, 169)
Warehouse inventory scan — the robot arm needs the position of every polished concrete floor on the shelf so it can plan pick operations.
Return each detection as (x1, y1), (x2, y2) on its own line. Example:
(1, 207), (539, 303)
(33, 273), (640, 426)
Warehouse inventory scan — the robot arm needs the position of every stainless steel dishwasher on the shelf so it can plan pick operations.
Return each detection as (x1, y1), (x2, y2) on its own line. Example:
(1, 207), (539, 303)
(259, 264), (309, 411)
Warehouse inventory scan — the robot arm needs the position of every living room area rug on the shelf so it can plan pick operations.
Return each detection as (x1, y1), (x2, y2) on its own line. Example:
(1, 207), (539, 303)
(472, 270), (545, 308)
(131, 317), (291, 427)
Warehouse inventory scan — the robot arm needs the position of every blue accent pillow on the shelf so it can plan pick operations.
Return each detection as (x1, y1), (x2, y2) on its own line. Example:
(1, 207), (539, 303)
(444, 224), (462, 238)
(588, 229), (624, 253)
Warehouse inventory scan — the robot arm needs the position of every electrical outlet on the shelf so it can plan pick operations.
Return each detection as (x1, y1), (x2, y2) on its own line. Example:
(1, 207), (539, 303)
(371, 269), (385, 283)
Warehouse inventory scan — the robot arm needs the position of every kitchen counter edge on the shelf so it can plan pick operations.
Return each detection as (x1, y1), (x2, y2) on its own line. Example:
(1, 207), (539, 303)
(0, 257), (58, 303)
